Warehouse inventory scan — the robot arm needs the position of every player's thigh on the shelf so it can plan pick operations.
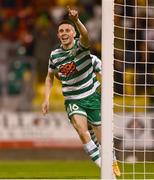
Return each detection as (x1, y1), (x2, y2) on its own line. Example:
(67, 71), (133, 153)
(71, 114), (88, 133)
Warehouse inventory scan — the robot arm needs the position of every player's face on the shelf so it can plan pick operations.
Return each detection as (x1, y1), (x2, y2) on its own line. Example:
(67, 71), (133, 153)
(57, 24), (76, 48)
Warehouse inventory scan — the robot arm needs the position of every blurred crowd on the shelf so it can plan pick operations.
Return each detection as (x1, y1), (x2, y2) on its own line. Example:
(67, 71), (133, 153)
(0, 0), (154, 112)
(0, 0), (101, 111)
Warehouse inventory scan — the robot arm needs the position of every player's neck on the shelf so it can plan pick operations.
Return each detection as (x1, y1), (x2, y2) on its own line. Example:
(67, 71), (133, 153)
(62, 40), (74, 50)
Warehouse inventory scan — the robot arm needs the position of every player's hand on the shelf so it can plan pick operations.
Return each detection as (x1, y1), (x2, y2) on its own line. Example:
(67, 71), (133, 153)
(42, 99), (49, 115)
(67, 6), (78, 22)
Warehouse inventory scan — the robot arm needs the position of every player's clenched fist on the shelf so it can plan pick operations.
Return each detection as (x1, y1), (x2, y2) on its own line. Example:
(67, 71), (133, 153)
(67, 6), (78, 22)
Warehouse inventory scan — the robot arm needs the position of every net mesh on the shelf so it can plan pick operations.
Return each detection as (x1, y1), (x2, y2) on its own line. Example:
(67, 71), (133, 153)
(113, 0), (154, 179)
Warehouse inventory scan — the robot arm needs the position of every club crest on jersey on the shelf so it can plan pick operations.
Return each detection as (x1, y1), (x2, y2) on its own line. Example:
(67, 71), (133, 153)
(69, 49), (76, 56)
(59, 62), (77, 76)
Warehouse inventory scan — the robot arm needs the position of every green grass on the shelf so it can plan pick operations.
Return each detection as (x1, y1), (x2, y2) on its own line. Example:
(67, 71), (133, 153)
(118, 162), (154, 179)
(0, 160), (100, 179)
(0, 160), (154, 179)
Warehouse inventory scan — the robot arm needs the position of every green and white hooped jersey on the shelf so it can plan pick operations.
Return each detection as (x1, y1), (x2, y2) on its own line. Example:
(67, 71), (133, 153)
(91, 54), (101, 74)
(48, 39), (100, 100)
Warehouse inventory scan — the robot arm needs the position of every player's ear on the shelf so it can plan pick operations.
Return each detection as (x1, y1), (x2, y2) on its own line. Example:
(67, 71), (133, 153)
(57, 32), (60, 39)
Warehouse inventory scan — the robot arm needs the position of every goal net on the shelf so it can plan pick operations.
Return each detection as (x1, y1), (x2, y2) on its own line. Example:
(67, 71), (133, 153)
(113, 0), (154, 179)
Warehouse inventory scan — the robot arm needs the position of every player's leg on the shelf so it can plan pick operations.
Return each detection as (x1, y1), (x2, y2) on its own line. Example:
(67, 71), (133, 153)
(65, 101), (101, 167)
(90, 124), (101, 154)
(71, 114), (90, 143)
(70, 114), (101, 167)
(88, 107), (121, 177)
(88, 124), (100, 147)
(91, 125), (101, 144)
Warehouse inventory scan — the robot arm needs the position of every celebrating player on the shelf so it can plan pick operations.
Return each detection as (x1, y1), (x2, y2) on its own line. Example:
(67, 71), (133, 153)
(42, 6), (120, 177)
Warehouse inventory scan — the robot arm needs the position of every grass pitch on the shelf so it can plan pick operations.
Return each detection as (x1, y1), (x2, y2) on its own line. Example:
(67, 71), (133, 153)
(0, 160), (153, 179)
(0, 160), (100, 179)
(119, 162), (154, 179)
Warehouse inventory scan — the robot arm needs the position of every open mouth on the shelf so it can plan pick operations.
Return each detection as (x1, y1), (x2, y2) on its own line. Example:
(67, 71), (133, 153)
(62, 36), (69, 41)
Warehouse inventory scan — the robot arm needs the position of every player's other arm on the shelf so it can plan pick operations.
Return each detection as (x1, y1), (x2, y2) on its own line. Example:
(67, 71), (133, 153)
(91, 54), (102, 83)
(42, 71), (54, 115)
(67, 6), (90, 48)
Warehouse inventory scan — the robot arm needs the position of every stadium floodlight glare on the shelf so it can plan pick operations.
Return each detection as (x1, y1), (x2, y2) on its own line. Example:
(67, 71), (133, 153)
(102, 0), (154, 179)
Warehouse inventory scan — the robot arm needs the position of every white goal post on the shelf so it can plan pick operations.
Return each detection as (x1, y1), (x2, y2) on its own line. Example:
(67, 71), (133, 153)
(101, 0), (114, 179)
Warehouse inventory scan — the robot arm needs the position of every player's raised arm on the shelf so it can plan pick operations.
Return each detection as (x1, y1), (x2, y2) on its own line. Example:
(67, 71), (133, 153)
(67, 6), (90, 48)
(42, 71), (54, 115)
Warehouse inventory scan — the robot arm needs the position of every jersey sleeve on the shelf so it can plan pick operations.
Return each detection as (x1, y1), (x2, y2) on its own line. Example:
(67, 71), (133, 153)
(91, 55), (102, 73)
(48, 52), (56, 73)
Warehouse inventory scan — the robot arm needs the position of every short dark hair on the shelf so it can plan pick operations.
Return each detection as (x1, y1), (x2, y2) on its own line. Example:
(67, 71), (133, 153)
(58, 19), (75, 28)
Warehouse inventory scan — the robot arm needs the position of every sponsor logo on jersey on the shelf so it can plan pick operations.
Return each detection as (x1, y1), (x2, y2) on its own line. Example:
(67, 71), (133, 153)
(59, 62), (77, 76)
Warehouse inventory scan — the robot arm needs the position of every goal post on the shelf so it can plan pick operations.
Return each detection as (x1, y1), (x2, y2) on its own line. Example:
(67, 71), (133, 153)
(101, 0), (114, 179)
